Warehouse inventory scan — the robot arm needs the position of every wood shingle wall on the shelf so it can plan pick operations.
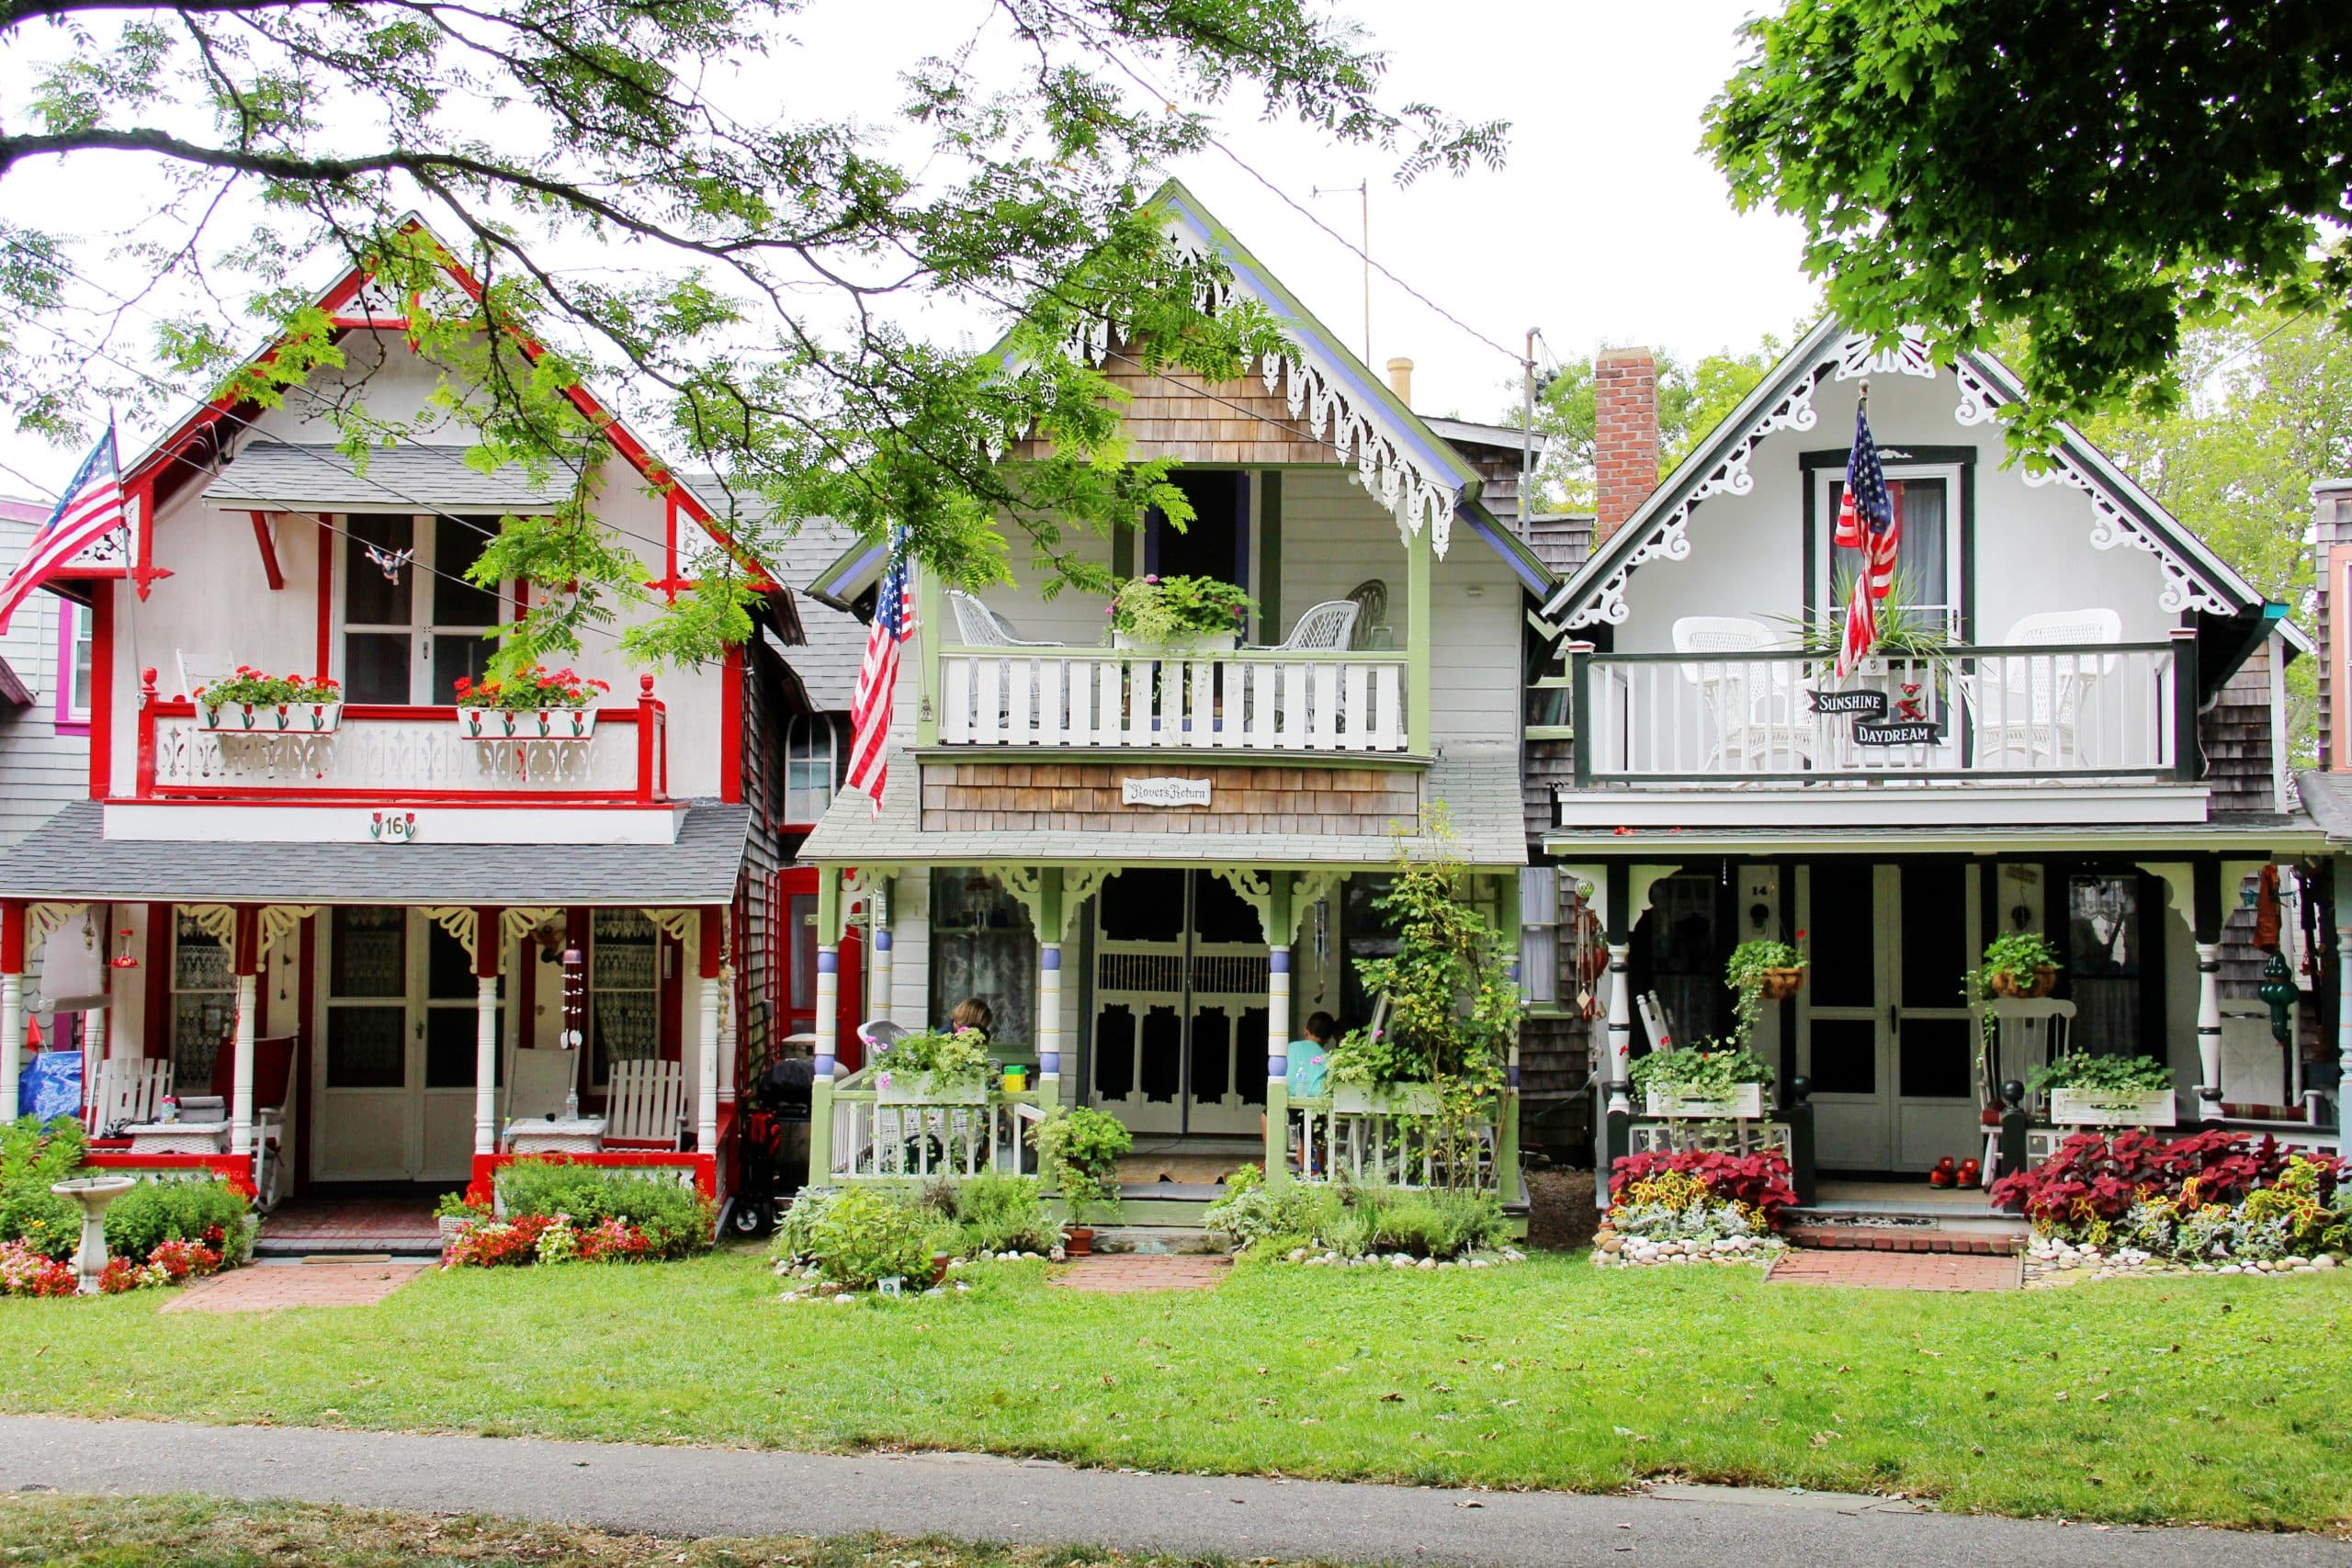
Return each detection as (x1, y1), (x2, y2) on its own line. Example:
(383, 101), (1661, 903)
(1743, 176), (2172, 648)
(2199, 638), (2280, 815)
(1011, 335), (1332, 467)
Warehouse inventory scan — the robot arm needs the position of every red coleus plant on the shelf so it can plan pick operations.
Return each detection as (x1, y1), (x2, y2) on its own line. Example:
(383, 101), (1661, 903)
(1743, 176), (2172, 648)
(453, 667), (611, 711)
(1987, 1129), (2346, 1225)
(1609, 1148), (1799, 1230)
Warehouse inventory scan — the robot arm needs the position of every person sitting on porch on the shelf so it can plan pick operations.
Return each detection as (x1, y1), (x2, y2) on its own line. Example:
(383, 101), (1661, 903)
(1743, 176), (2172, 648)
(1284, 1012), (1341, 1098)
(950, 996), (995, 1043)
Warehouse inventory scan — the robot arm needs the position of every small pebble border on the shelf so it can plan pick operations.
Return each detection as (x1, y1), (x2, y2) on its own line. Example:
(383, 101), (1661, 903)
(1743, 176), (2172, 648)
(1283, 1247), (1528, 1270)
(1589, 1228), (1784, 1269)
(2025, 1235), (2346, 1288)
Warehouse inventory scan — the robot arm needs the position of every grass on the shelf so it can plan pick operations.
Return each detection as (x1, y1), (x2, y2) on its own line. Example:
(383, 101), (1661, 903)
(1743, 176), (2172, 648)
(0, 1495), (1311, 1567)
(1, 1249), (2348, 1532)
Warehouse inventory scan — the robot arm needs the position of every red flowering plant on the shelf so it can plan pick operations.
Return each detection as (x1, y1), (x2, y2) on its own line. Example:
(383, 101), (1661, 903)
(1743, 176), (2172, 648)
(0, 1239), (77, 1298)
(576, 1216), (652, 1261)
(1610, 1148), (1799, 1230)
(452, 666), (611, 710)
(442, 1212), (558, 1267)
(1989, 1129), (2331, 1228)
(194, 667), (342, 708)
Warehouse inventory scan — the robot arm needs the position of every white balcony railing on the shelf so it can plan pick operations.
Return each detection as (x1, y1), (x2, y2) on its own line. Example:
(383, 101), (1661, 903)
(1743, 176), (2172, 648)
(1570, 638), (2189, 786)
(936, 647), (1408, 752)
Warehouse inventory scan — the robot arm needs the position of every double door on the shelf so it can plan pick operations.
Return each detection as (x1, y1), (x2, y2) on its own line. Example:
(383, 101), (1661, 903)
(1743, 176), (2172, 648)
(1091, 870), (1269, 1136)
(314, 908), (503, 1182)
(1797, 863), (1982, 1172)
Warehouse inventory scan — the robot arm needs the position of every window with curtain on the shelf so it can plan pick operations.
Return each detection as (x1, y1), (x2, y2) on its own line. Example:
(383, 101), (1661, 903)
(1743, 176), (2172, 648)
(590, 910), (662, 1085)
(2067, 874), (2144, 1055)
(1519, 867), (1561, 1006)
(928, 871), (1035, 1046)
(169, 913), (236, 1087)
(1825, 473), (1954, 635)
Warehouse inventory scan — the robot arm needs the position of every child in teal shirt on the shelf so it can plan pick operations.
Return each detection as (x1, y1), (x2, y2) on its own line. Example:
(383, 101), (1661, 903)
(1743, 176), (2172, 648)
(1284, 1012), (1340, 1098)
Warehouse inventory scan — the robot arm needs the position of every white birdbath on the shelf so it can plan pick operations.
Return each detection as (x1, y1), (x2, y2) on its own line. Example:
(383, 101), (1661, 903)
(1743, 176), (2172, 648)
(51, 1176), (137, 1295)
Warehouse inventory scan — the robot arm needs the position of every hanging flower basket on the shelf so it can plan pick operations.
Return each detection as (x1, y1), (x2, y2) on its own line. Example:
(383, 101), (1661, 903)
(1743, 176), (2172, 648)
(455, 706), (599, 744)
(199, 699), (343, 737)
(1756, 966), (1806, 1001)
(1988, 965), (2060, 999)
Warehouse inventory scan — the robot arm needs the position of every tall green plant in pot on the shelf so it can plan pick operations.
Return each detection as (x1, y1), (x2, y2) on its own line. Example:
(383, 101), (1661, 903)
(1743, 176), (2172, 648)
(1324, 811), (1519, 1190)
(1032, 1106), (1131, 1252)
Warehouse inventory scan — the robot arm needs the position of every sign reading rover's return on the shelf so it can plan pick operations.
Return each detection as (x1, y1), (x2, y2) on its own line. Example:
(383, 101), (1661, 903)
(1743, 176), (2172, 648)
(1122, 776), (1212, 808)
(1805, 687), (1887, 716)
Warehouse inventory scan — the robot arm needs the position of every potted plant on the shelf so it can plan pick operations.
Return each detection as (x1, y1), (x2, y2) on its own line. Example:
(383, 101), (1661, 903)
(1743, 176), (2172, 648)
(1106, 574), (1255, 653)
(872, 1026), (990, 1104)
(194, 668), (343, 736)
(2031, 1051), (2177, 1127)
(1631, 1042), (1775, 1119)
(452, 667), (610, 742)
(435, 1190), (490, 1244)
(1031, 1106), (1130, 1255)
(1983, 931), (2062, 998)
(1724, 936), (1806, 1040)
(1321, 1026), (1445, 1115)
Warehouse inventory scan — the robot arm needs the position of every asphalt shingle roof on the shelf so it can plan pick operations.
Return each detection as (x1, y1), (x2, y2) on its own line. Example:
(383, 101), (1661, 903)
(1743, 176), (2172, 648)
(797, 745), (1526, 868)
(202, 442), (582, 512)
(760, 516), (865, 712)
(0, 800), (751, 905)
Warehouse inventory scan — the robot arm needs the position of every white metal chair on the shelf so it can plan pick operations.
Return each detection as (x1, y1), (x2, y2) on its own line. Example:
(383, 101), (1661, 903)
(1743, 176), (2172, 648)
(1259, 600), (1359, 652)
(1969, 608), (2122, 770)
(85, 1058), (172, 1137)
(605, 1056), (689, 1146)
(947, 591), (1060, 649)
(1672, 615), (1813, 772)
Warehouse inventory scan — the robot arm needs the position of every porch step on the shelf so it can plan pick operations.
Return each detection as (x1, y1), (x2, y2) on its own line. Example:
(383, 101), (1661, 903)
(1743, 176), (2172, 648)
(1783, 1224), (2025, 1257)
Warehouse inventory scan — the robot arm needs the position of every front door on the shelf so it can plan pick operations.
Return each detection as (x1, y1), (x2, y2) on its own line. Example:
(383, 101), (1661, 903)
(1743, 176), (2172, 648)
(1091, 870), (1270, 1136)
(313, 908), (500, 1182)
(1798, 863), (1982, 1172)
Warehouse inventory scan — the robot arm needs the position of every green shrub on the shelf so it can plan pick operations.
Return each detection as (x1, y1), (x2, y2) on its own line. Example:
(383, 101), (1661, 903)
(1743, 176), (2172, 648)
(807, 1187), (934, 1289)
(494, 1159), (714, 1258)
(1, 1115), (87, 1261)
(952, 1173), (1061, 1255)
(1209, 1168), (1504, 1260)
(1031, 1107), (1131, 1227)
(101, 1178), (250, 1264)
(1359, 1186), (1506, 1258)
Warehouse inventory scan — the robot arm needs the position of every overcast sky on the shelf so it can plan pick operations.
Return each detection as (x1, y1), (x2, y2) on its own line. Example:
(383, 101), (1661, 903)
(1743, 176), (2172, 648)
(0, 0), (1818, 498)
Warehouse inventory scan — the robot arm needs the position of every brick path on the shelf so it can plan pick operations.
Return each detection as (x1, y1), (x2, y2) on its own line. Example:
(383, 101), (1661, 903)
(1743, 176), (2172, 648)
(163, 1261), (428, 1314)
(1050, 1255), (1230, 1294)
(1767, 1248), (2020, 1292)
(256, 1199), (439, 1255)
(1782, 1224), (2023, 1257)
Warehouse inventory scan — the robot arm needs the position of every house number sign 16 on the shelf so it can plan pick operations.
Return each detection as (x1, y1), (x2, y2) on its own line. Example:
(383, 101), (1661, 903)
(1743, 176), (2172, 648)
(368, 810), (420, 843)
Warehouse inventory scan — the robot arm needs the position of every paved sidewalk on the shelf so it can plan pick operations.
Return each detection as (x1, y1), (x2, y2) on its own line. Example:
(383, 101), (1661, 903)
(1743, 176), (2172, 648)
(1, 1416), (2346, 1568)
(1768, 1249), (2021, 1292)
(163, 1262), (427, 1314)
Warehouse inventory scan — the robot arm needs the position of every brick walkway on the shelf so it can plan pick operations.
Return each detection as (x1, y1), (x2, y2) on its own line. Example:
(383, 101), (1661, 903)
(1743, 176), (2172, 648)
(1782, 1224), (2023, 1257)
(163, 1261), (428, 1314)
(1767, 1248), (2020, 1292)
(256, 1199), (440, 1255)
(1050, 1255), (1230, 1294)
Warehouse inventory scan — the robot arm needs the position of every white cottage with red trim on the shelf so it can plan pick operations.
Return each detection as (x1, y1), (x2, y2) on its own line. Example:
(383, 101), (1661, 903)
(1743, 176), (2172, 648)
(0, 229), (836, 1221)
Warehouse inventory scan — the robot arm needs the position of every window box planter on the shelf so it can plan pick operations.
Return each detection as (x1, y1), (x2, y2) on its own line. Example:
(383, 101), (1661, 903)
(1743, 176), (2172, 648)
(1329, 1083), (1443, 1116)
(2048, 1088), (2176, 1127)
(1113, 629), (1241, 655)
(200, 699), (343, 736)
(875, 1073), (989, 1106)
(457, 706), (599, 744)
(1645, 1084), (1767, 1120)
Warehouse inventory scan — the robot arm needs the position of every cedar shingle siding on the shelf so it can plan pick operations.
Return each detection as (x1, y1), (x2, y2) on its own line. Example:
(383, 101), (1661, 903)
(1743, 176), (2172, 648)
(2200, 640), (2278, 815)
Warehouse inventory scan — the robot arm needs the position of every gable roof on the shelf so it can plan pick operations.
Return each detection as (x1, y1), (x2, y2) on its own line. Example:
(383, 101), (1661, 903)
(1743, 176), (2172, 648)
(109, 218), (771, 589)
(1542, 320), (2286, 637)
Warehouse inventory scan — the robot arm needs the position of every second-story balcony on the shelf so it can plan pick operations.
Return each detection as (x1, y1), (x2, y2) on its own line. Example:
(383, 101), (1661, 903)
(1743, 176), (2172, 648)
(133, 670), (671, 805)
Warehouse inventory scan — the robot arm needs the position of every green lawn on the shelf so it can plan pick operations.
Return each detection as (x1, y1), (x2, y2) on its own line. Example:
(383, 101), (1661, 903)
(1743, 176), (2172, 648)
(2, 1250), (2347, 1532)
(0, 1495), (1300, 1568)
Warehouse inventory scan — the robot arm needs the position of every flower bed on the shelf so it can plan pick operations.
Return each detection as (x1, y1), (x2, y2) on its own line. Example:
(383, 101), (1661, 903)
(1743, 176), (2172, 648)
(1991, 1130), (2349, 1273)
(771, 1175), (1065, 1300)
(1204, 1163), (1514, 1265)
(2, 1116), (250, 1297)
(1593, 1149), (1795, 1269)
(440, 1157), (714, 1267)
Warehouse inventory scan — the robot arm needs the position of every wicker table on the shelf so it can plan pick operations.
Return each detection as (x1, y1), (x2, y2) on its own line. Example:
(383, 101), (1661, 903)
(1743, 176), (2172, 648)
(504, 1116), (608, 1156)
(120, 1120), (230, 1156)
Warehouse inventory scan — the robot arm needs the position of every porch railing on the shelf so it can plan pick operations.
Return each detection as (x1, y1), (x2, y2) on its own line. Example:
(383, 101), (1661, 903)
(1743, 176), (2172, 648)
(936, 647), (1408, 752)
(824, 1066), (1044, 1180)
(1568, 633), (2192, 787)
(1288, 1097), (1510, 1197)
(136, 676), (670, 803)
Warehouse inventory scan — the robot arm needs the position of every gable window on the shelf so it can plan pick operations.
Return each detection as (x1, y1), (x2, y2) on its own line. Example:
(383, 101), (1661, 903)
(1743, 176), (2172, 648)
(341, 513), (504, 705)
(1811, 462), (1964, 637)
(784, 714), (838, 826)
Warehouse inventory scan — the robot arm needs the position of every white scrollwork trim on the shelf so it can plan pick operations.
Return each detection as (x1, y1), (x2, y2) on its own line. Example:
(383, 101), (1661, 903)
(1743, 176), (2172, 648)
(2019, 449), (2235, 616)
(23, 902), (85, 955)
(1834, 328), (1937, 381)
(1952, 360), (2002, 427)
(419, 906), (480, 959)
(255, 905), (319, 962)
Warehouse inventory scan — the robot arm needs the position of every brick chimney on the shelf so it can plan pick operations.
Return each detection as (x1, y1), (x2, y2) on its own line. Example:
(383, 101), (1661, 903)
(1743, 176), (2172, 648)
(1593, 347), (1660, 545)
(1385, 356), (1415, 405)
(2315, 479), (2352, 770)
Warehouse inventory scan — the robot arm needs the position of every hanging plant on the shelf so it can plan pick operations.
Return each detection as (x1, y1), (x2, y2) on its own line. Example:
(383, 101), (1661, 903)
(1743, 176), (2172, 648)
(1724, 936), (1806, 1042)
(1983, 931), (2062, 998)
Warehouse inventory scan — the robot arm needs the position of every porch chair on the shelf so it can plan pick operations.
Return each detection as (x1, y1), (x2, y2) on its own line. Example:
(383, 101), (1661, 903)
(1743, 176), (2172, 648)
(945, 590), (1067, 732)
(1968, 608), (2122, 772)
(2214, 999), (2329, 1126)
(1976, 998), (2073, 1184)
(85, 1058), (172, 1140)
(1344, 579), (1390, 649)
(1671, 615), (1813, 773)
(605, 1056), (690, 1148)
(1260, 600), (1359, 652)
(1635, 990), (1680, 1055)
(172, 650), (221, 703)
(506, 1045), (577, 1122)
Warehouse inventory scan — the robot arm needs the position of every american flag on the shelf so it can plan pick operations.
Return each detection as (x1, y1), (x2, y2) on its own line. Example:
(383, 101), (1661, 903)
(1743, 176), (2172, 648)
(843, 531), (914, 817)
(0, 424), (128, 636)
(1832, 404), (1897, 679)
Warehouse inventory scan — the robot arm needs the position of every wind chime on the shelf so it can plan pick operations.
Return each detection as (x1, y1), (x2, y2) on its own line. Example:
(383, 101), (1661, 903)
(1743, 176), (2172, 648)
(560, 936), (586, 1121)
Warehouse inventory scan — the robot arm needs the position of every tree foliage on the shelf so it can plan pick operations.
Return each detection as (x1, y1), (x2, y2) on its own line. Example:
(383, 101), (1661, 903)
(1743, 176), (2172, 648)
(0, 0), (1503, 671)
(1511, 340), (1781, 511)
(1705, 0), (2352, 452)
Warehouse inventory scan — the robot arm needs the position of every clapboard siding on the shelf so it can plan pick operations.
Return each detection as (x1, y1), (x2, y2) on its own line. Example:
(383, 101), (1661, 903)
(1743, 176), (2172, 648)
(0, 513), (89, 851)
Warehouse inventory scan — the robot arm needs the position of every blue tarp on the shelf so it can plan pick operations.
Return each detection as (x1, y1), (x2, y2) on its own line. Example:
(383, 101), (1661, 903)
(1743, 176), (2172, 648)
(17, 1050), (82, 1122)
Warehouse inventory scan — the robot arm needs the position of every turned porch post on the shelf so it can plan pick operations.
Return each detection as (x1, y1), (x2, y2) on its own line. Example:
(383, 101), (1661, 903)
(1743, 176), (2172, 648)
(1264, 873), (1294, 1185)
(1497, 869), (1522, 1204)
(229, 906), (262, 1160)
(868, 876), (894, 1025)
(2192, 856), (2224, 1124)
(473, 907), (502, 1156)
(807, 867), (842, 1182)
(696, 906), (724, 1153)
(1035, 868), (1064, 1118)
(0, 900), (24, 1120)
(2336, 863), (2352, 1135)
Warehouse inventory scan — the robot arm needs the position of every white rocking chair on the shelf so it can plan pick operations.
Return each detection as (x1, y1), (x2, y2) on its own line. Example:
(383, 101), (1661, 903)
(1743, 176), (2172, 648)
(606, 1056), (689, 1146)
(85, 1058), (172, 1137)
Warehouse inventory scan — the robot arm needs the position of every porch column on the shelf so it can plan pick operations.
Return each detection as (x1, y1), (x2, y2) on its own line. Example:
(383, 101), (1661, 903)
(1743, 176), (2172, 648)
(1603, 863), (1634, 1117)
(2335, 863), (2352, 1134)
(807, 867), (842, 1182)
(472, 907), (502, 1156)
(869, 880), (894, 1025)
(696, 906), (724, 1154)
(1035, 869), (1064, 1116)
(0, 900), (23, 1121)
(1497, 869), (1522, 1204)
(1265, 872), (1294, 1184)
(2193, 856), (2224, 1124)
(229, 906), (261, 1160)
